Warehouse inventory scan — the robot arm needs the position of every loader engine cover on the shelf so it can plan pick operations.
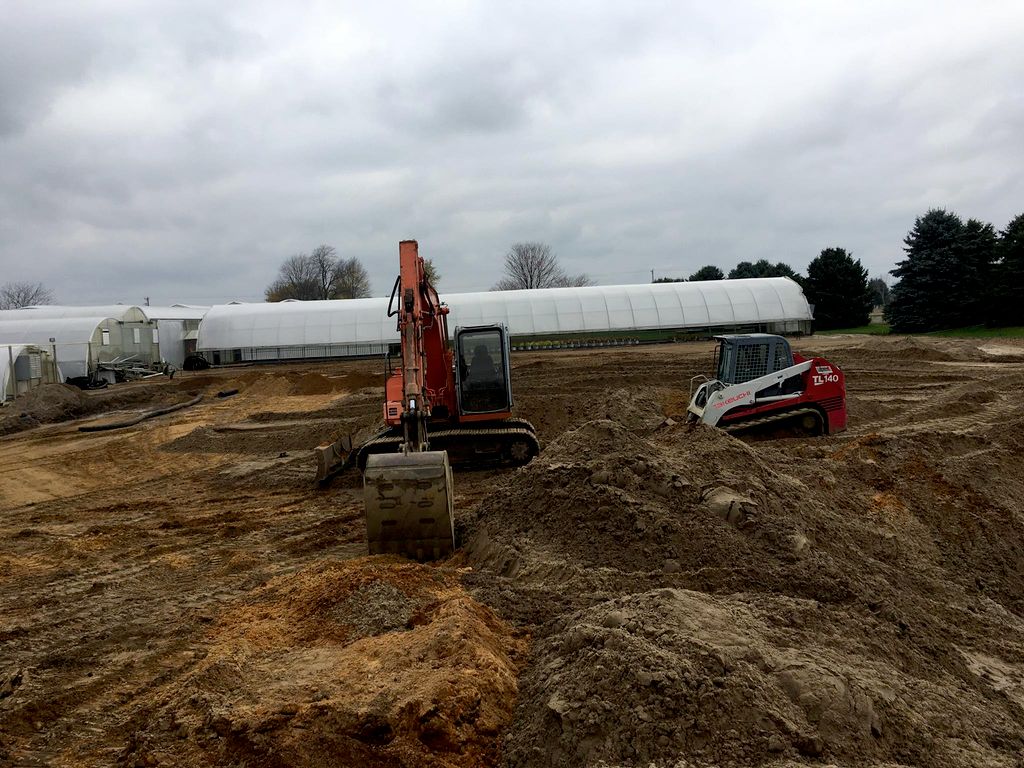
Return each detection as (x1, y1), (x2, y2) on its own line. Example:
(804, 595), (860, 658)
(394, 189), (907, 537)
(363, 451), (455, 560)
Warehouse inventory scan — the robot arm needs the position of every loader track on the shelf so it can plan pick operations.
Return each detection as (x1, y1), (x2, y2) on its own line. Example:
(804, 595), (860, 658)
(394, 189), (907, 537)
(721, 407), (823, 437)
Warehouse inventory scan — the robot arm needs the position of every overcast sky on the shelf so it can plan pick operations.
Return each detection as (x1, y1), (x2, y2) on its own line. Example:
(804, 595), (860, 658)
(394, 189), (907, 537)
(1, 1), (1022, 304)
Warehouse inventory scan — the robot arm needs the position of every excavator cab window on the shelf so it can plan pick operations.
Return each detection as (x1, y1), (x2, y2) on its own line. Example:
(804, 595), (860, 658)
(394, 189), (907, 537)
(455, 326), (512, 415)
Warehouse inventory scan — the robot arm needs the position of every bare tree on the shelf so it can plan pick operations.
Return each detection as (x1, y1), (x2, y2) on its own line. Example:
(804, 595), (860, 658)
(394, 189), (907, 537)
(0, 281), (56, 309)
(423, 258), (441, 287)
(265, 254), (320, 301)
(310, 244), (338, 299)
(562, 272), (595, 288)
(868, 276), (891, 307)
(492, 242), (593, 290)
(265, 248), (372, 301)
(332, 257), (372, 299)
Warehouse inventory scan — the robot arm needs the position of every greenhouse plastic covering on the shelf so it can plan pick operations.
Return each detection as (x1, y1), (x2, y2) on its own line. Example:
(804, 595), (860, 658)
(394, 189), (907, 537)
(1, 344), (32, 402)
(0, 304), (207, 322)
(0, 305), (148, 323)
(0, 316), (110, 379)
(197, 278), (811, 351)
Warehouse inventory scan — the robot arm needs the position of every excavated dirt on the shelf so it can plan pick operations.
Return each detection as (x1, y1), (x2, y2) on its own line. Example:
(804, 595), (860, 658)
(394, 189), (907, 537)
(1, 338), (1024, 767)
(0, 382), (189, 437)
(120, 558), (526, 768)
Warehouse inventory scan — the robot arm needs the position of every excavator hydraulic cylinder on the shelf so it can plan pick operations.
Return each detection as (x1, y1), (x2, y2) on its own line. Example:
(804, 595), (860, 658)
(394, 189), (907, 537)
(363, 451), (455, 560)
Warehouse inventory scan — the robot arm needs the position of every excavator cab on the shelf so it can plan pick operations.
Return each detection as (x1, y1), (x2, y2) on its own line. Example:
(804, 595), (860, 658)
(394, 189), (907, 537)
(455, 325), (513, 415)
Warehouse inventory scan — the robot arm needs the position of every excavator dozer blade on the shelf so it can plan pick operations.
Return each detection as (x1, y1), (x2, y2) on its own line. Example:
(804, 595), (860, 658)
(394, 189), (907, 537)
(314, 434), (354, 483)
(363, 451), (455, 560)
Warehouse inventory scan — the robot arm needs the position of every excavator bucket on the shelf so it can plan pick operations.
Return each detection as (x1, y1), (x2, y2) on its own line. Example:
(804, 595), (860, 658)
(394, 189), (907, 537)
(363, 451), (455, 560)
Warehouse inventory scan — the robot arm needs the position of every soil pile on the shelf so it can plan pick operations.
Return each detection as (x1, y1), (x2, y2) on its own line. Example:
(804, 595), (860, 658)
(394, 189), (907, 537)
(121, 558), (527, 768)
(0, 382), (189, 436)
(3, 340), (1023, 768)
(0, 384), (85, 434)
(463, 401), (1024, 766)
(164, 418), (343, 455)
(183, 369), (373, 398)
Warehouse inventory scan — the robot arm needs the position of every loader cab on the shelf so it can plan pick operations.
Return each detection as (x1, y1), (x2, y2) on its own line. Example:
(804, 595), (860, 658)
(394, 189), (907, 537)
(454, 325), (513, 417)
(714, 334), (794, 385)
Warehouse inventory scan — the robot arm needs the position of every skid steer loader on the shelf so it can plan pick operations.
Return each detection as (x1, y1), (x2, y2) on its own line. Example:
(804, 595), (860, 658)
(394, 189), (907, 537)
(687, 334), (846, 435)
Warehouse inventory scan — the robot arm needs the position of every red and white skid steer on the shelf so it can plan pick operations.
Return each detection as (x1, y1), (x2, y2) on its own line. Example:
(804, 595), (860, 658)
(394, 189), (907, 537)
(686, 334), (847, 436)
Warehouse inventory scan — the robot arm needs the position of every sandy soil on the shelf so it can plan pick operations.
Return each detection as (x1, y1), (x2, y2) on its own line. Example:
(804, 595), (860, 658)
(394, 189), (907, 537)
(1, 335), (1023, 767)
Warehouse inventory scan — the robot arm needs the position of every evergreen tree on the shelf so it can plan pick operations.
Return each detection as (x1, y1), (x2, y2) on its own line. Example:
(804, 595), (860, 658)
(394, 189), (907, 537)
(887, 210), (961, 332)
(688, 265), (725, 281)
(993, 213), (1024, 326)
(728, 261), (757, 278)
(727, 259), (799, 279)
(959, 218), (997, 326)
(887, 209), (997, 332)
(803, 248), (872, 330)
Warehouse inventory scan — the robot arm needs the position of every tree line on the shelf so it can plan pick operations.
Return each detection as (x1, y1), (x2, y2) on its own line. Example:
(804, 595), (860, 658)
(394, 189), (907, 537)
(264, 241), (583, 299)
(652, 254), (877, 330)
(9, 211), (1018, 333)
(649, 208), (1024, 332)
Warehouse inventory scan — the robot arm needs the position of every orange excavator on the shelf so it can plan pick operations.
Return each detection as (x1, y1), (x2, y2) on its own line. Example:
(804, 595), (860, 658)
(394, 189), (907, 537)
(317, 240), (538, 560)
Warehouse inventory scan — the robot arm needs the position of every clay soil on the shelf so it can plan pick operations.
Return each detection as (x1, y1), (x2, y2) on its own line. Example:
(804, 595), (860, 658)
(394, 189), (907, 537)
(1, 335), (1023, 767)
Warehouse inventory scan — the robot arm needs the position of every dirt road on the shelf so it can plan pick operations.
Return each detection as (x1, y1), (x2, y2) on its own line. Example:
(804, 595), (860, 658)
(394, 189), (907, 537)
(1, 336), (1023, 767)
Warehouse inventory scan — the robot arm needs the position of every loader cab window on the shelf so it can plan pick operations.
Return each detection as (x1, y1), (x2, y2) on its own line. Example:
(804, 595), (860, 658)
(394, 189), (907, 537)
(717, 335), (794, 385)
(716, 342), (735, 384)
(456, 327), (511, 414)
(735, 343), (770, 383)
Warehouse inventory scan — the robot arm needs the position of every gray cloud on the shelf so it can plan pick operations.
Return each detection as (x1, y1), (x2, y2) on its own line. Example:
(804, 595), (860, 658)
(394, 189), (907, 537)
(1, 1), (1022, 304)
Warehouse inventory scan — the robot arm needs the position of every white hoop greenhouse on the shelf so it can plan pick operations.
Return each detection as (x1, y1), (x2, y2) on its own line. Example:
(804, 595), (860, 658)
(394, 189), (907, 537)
(197, 278), (812, 363)
(0, 316), (116, 380)
(0, 304), (209, 368)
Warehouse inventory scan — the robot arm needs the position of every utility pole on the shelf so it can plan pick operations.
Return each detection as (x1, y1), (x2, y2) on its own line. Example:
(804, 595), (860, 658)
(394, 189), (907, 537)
(49, 337), (57, 385)
(650, 269), (655, 283)
(144, 296), (150, 306)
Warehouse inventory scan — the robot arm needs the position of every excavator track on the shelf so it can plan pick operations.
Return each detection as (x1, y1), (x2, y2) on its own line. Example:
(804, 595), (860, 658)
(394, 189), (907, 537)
(721, 407), (824, 438)
(355, 419), (540, 470)
(314, 418), (540, 482)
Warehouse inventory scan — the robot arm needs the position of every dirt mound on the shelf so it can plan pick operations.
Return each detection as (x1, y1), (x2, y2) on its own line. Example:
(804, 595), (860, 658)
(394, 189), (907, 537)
(462, 408), (1024, 766)
(979, 342), (1024, 360)
(506, 588), (910, 766)
(0, 383), (180, 436)
(187, 370), (362, 399)
(827, 336), (966, 365)
(122, 558), (526, 768)
(0, 384), (85, 434)
(164, 419), (341, 455)
(465, 421), (830, 609)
